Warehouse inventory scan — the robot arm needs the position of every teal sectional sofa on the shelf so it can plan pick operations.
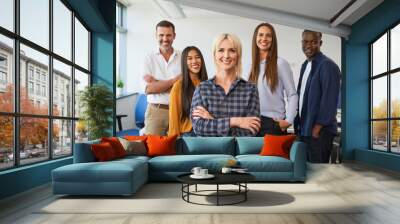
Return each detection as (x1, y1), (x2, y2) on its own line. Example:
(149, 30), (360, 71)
(52, 137), (307, 196)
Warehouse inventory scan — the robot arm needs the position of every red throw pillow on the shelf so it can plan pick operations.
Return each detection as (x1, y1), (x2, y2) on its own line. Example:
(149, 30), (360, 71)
(91, 142), (117, 161)
(124, 135), (148, 143)
(101, 137), (127, 158)
(259, 134), (297, 159)
(146, 135), (178, 157)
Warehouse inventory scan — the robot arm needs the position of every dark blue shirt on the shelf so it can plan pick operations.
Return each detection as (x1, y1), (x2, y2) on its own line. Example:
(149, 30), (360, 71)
(191, 78), (260, 136)
(295, 52), (341, 137)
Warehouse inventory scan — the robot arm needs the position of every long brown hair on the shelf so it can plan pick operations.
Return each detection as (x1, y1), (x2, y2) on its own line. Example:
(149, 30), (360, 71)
(248, 23), (278, 92)
(180, 46), (208, 122)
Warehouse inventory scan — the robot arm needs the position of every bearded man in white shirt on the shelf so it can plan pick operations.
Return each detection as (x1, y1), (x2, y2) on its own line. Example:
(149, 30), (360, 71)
(142, 20), (182, 135)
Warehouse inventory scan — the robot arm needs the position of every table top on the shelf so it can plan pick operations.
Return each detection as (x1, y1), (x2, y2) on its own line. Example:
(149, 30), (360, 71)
(177, 172), (255, 185)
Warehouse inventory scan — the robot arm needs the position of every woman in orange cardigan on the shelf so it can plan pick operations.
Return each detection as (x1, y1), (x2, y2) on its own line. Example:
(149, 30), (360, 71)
(168, 46), (208, 136)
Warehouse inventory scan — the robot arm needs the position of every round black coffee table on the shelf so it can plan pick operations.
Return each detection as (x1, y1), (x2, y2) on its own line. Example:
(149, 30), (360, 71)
(177, 173), (255, 206)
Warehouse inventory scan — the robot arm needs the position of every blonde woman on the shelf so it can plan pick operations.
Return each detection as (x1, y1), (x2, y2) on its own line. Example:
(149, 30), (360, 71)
(191, 33), (260, 136)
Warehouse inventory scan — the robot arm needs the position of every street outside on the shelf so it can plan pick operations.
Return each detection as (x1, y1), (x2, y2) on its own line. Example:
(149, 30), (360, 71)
(0, 146), (71, 170)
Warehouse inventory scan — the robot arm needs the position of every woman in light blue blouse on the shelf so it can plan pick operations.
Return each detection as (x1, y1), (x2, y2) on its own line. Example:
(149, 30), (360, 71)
(244, 23), (298, 136)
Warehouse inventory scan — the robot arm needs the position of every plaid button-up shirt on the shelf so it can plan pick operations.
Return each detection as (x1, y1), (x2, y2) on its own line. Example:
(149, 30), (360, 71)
(191, 78), (260, 136)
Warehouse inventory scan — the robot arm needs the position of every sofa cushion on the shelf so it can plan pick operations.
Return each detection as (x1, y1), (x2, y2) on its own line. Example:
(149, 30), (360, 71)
(236, 137), (264, 155)
(91, 142), (118, 161)
(148, 154), (235, 172)
(118, 138), (147, 156)
(74, 140), (100, 163)
(236, 155), (293, 172)
(260, 134), (297, 159)
(177, 137), (235, 155)
(52, 158), (147, 183)
(101, 137), (127, 158)
(147, 135), (178, 157)
(124, 135), (148, 142)
(115, 155), (150, 163)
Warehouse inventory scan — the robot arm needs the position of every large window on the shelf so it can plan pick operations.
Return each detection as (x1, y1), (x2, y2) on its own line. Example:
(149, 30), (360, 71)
(370, 23), (400, 154)
(0, 0), (91, 170)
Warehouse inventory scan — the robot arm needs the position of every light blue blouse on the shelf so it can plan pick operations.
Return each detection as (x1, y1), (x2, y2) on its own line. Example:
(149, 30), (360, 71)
(243, 57), (298, 124)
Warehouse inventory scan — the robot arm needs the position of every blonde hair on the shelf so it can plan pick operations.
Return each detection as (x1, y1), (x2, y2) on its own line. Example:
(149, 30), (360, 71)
(212, 33), (242, 78)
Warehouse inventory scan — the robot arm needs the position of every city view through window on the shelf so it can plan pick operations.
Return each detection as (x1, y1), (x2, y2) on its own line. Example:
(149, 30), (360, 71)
(0, 0), (91, 170)
(371, 23), (400, 153)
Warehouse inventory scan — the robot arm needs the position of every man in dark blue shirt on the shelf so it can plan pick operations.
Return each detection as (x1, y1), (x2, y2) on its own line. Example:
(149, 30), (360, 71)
(295, 30), (341, 163)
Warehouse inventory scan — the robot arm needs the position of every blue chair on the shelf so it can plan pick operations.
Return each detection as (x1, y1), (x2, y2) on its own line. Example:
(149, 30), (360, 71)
(134, 94), (147, 129)
(116, 94), (147, 136)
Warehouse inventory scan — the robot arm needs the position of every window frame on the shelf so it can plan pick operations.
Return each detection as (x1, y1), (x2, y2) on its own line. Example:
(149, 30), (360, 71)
(370, 20), (400, 154)
(0, 0), (92, 171)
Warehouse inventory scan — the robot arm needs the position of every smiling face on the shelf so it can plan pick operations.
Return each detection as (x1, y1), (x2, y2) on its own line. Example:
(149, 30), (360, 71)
(302, 31), (322, 59)
(256, 25), (273, 51)
(156, 26), (175, 50)
(215, 39), (238, 72)
(186, 49), (202, 75)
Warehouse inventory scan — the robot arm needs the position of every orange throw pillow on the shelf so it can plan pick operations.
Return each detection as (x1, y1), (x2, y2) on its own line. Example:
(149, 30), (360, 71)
(146, 135), (178, 157)
(259, 134), (297, 159)
(101, 137), (127, 158)
(124, 135), (148, 142)
(91, 142), (117, 161)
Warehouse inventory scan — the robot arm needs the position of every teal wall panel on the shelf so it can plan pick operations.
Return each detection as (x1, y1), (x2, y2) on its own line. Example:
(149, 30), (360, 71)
(344, 0), (400, 171)
(355, 149), (400, 172)
(92, 32), (114, 87)
(343, 44), (369, 159)
(0, 158), (72, 199)
(91, 31), (116, 136)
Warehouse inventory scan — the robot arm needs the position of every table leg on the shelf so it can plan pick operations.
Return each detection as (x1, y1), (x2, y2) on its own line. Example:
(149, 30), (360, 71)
(181, 184), (183, 199)
(245, 183), (247, 201)
(217, 184), (219, 206)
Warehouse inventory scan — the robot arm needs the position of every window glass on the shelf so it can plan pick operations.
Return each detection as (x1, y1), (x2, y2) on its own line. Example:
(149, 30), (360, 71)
(74, 18), (89, 70)
(0, 116), (13, 170)
(0, 0), (14, 31)
(116, 3), (124, 27)
(391, 24), (400, 70)
(372, 33), (387, 76)
(391, 72), (400, 118)
(75, 120), (88, 143)
(20, 44), (49, 115)
(74, 69), (89, 118)
(0, 35), (14, 113)
(0, 0), (92, 169)
(20, 117), (49, 165)
(391, 120), (400, 153)
(53, 119), (72, 157)
(53, 59), (72, 117)
(372, 121), (388, 151)
(372, 77), (387, 119)
(53, 0), (72, 60)
(20, 0), (49, 49)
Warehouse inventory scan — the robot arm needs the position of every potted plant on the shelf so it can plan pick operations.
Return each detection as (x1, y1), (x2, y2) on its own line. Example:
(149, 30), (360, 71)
(116, 79), (124, 96)
(79, 84), (113, 140)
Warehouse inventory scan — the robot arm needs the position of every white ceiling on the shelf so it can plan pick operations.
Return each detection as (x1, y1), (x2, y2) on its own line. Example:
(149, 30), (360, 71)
(225, 0), (352, 22)
(125, 0), (384, 37)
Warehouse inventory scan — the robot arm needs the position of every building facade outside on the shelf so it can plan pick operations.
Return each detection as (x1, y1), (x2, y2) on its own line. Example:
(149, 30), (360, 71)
(0, 41), (82, 168)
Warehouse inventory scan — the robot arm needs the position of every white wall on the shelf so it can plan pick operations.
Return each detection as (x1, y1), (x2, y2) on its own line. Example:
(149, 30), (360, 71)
(123, 0), (341, 94)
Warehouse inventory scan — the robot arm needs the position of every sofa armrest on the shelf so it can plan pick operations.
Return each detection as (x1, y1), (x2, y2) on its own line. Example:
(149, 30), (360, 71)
(289, 141), (307, 181)
(73, 141), (99, 163)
